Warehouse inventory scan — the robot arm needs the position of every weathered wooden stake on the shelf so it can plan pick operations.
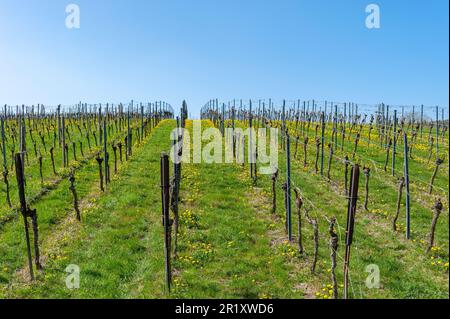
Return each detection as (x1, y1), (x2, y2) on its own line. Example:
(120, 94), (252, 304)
(303, 136), (309, 167)
(363, 166), (370, 211)
(326, 143), (333, 180)
(426, 199), (443, 253)
(344, 155), (349, 196)
(328, 217), (339, 299)
(1, 117), (12, 207)
(49, 147), (56, 175)
(160, 152), (172, 293)
(384, 138), (392, 171)
(403, 133), (411, 239)
(15, 153), (35, 280)
(314, 137), (321, 173)
(286, 132), (292, 241)
(320, 112), (325, 176)
(344, 164), (360, 299)
(305, 209), (319, 274)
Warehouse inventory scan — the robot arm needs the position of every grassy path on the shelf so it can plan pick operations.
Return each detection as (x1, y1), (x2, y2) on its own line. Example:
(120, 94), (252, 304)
(127, 120), (308, 298)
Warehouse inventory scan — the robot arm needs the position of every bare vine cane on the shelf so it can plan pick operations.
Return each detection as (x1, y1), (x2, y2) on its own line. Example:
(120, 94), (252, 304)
(2, 165), (12, 207)
(72, 141), (77, 162)
(293, 187), (303, 254)
(314, 137), (321, 174)
(69, 170), (81, 221)
(326, 143), (333, 181)
(352, 132), (360, 159)
(429, 157), (444, 195)
(303, 136), (308, 167)
(49, 146), (56, 175)
(29, 208), (43, 270)
(118, 141), (123, 162)
(384, 138), (392, 171)
(112, 143), (118, 174)
(281, 182), (288, 234)
(393, 179), (405, 230)
(38, 151), (43, 186)
(427, 137), (434, 164)
(344, 155), (350, 196)
(326, 216), (339, 299)
(363, 166), (370, 211)
(426, 199), (443, 254)
(304, 208), (319, 274)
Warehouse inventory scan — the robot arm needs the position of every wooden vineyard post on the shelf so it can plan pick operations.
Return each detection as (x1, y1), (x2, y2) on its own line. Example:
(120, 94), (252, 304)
(420, 105), (424, 139)
(103, 120), (110, 185)
(320, 112), (325, 176)
(403, 133), (411, 239)
(281, 100), (286, 151)
(249, 100), (254, 183)
(286, 131), (292, 241)
(327, 143), (333, 180)
(62, 116), (66, 167)
(19, 117), (27, 181)
(344, 155), (349, 195)
(384, 138), (392, 171)
(127, 108), (132, 157)
(344, 164), (360, 299)
(15, 153), (35, 280)
(221, 103), (225, 136)
(38, 153), (43, 185)
(140, 103), (144, 142)
(232, 102), (236, 158)
(98, 105), (102, 146)
(112, 144), (118, 174)
(334, 105), (338, 146)
(435, 106), (439, 160)
(392, 110), (397, 176)
(1, 117), (12, 207)
(57, 105), (61, 147)
(171, 117), (182, 258)
(160, 152), (172, 293)
(363, 166), (370, 211)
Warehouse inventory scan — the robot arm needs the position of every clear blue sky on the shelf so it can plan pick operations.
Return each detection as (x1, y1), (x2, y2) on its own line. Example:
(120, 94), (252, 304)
(0, 0), (448, 117)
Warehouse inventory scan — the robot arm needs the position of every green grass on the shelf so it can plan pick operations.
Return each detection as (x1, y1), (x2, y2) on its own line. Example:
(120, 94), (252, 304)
(0, 119), (170, 297)
(0, 118), (448, 299)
